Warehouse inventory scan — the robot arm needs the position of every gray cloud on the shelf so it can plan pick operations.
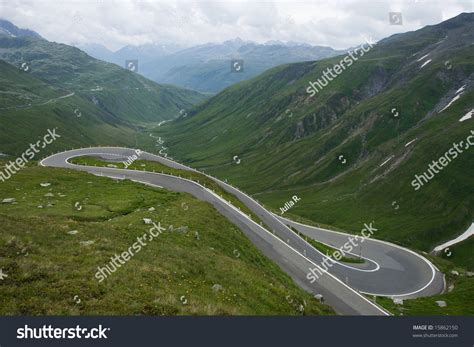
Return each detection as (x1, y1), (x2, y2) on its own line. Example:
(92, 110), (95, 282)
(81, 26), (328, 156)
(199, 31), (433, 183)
(1, 0), (472, 50)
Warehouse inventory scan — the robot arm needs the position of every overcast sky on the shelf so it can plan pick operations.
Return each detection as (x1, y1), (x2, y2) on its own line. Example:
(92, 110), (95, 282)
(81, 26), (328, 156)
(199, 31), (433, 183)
(1, 0), (472, 51)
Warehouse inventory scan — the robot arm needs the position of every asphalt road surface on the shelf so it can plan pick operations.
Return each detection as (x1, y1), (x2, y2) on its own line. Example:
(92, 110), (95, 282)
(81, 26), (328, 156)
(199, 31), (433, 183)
(40, 147), (445, 315)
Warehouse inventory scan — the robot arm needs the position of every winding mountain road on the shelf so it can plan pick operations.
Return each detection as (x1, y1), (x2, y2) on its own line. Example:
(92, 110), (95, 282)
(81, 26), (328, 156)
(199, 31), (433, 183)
(40, 147), (444, 315)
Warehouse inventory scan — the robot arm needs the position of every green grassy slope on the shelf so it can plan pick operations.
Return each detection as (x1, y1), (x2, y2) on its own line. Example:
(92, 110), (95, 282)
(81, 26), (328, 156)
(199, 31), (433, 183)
(0, 33), (206, 124)
(0, 60), (136, 156)
(0, 26), (208, 156)
(69, 155), (265, 226)
(157, 13), (474, 252)
(440, 237), (474, 271)
(0, 163), (332, 315)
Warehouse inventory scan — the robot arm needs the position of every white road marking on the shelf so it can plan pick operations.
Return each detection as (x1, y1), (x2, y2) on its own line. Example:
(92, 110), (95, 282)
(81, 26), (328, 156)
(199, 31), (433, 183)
(277, 215), (437, 298)
(41, 147), (391, 315)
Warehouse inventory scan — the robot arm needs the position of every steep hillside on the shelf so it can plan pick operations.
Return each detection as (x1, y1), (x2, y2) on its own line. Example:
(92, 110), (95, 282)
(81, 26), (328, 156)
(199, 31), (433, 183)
(0, 59), (136, 156)
(157, 13), (474, 251)
(0, 20), (207, 156)
(0, 19), (42, 38)
(0, 163), (332, 315)
(0, 20), (206, 125)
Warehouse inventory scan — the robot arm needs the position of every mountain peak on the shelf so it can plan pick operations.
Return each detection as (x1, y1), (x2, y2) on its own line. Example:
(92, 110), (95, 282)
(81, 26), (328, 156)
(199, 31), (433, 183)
(0, 19), (42, 39)
(263, 40), (313, 47)
(222, 37), (249, 46)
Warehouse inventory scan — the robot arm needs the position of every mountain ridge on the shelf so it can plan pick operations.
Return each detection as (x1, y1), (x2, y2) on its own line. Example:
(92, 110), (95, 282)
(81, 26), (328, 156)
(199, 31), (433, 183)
(77, 37), (343, 93)
(157, 12), (474, 251)
(0, 19), (207, 155)
(0, 19), (42, 39)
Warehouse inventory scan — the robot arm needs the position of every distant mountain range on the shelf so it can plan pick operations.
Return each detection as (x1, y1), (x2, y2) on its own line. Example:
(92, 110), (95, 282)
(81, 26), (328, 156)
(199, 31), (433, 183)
(0, 19), (206, 155)
(78, 42), (184, 67)
(158, 12), (474, 252)
(78, 38), (343, 93)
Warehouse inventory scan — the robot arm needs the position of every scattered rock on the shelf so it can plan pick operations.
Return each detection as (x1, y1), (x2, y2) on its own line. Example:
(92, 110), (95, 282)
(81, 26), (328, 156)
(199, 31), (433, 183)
(40, 183), (51, 187)
(143, 218), (153, 225)
(175, 226), (189, 233)
(44, 193), (54, 197)
(451, 270), (459, 276)
(148, 207), (155, 212)
(37, 205), (43, 209)
(314, 294), (324, 302)
(435, 300), (447, 308)
(46, 203), (54, 207)
(68, 230), (79, 235)
(466, 271), (474, 277)
(393, 298), (404, 305)
(212, 284), (223, 292)
(2, 198), (16, 204)
(448, 284), (454, 292)
(80, 240), (94, 246)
